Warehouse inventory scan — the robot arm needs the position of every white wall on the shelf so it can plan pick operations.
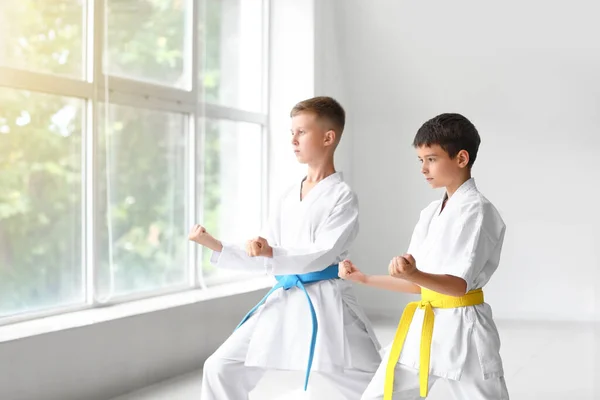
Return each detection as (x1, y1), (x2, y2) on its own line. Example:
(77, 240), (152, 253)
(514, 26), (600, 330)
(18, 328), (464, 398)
(0, 290), (265, 400)
(268, 0), (315, 204)
(314, 0), (353, 183)
(335, 0), (600, 321)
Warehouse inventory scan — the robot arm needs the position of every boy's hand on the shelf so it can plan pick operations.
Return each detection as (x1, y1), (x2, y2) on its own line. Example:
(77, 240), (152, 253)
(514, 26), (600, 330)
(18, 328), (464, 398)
(189, 224), (211, 245)
(338, 259), (367, 283)
(189, 224), (223, 252)
(388, 254), (418, 279)
(246, 236), (273, 257)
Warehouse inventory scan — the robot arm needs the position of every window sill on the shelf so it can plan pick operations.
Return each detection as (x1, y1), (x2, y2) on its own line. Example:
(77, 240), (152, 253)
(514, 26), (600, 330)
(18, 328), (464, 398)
(0, 275), (274, 344)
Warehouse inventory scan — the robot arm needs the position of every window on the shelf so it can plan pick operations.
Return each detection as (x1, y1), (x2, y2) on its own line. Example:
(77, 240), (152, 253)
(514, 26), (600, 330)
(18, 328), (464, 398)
(105, 0), (191, 88)
(0, 2), (85, 78)
(203, 0), (265, 112)
(96, 104), (188, 299)
(200, 119), (264, 286)
(0, 0), (269, 324)
(0, 88), (85, 318)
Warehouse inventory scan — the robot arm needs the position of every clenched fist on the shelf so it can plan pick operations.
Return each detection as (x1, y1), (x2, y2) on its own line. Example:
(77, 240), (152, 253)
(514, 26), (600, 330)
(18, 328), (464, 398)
(188, 224), (222, 251)
(245, 236), (272, 257)
(189, 224), (210, 244)
(388, 254), (417, 278)
(338, 259), (367, 284)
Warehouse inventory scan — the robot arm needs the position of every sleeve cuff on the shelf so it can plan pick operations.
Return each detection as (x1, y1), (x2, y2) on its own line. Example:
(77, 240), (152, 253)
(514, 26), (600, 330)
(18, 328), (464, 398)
(263, 248), (277, 275)
(210, 250), (222, 266)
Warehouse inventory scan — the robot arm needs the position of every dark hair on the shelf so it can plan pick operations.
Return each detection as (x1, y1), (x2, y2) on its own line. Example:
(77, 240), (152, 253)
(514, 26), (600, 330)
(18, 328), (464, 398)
(413, 113), (481, 167)
(290, 96), (346, 139)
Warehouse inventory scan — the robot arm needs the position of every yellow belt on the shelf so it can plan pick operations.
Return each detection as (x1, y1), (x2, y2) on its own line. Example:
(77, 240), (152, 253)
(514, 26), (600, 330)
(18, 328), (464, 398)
(384, 288), (484, 398)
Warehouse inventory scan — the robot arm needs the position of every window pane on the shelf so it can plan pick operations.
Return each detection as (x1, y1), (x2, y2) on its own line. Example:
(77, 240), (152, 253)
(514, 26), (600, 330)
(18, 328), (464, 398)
(199, 119), (263, 286)
(97, 104), (188, 299)
(0, 88), (84, 318)
(202, 0), (264, 112)
(106, 0), (191, 89)
(0, 1), (84, 78)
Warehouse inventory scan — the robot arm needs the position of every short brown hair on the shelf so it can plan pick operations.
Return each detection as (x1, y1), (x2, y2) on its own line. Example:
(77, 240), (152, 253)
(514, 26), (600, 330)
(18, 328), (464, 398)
(290, 96), (346, 139)
(413, 113), (481, 168)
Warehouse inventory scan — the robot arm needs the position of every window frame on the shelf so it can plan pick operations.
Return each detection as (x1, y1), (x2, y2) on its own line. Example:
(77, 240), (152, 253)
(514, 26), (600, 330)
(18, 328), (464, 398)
(0, 0), (271, 326)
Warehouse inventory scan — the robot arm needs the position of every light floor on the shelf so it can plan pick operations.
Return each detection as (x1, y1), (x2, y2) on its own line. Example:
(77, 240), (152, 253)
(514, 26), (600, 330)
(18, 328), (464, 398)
(111, 320), (599, 400)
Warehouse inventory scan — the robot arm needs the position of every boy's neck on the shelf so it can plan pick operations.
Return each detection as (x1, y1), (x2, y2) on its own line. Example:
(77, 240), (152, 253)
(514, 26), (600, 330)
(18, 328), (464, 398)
(306, 159), (336, 183)
(445, 173), (472, 199)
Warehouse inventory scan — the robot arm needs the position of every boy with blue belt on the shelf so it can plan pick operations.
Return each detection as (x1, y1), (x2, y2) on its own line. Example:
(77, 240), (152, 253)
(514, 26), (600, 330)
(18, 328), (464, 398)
(191, 97), (381, 399)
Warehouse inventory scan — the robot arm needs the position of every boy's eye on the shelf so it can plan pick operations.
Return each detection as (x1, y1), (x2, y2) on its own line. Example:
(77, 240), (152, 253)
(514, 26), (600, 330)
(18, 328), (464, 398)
(428, 158), (435, 162)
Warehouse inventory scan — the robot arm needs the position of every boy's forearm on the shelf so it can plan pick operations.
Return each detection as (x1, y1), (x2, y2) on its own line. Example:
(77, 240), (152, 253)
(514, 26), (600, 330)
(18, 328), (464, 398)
(195, 237), (223, 253)
(405, 270), (467, 297)
(210, 240), (224, 252)
(362, 275), (421, 294)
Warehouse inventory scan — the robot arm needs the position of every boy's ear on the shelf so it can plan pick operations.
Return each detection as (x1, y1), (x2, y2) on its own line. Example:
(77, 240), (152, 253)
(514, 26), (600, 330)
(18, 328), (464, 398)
(324, 129), (336, 146)
(457, 149), (470, 168)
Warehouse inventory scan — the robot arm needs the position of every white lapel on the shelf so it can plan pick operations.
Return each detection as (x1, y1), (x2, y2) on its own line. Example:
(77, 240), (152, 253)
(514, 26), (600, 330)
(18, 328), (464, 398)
(415, 178), (478, 262)
(298, 172), (343, 208)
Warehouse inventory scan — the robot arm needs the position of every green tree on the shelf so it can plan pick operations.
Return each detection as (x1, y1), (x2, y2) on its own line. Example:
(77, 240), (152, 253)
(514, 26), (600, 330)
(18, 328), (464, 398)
(0, 0), (226, 317)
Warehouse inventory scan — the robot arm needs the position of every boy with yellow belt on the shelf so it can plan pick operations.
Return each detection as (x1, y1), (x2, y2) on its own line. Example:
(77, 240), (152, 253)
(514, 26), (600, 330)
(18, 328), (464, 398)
(340, 113), (509, 399)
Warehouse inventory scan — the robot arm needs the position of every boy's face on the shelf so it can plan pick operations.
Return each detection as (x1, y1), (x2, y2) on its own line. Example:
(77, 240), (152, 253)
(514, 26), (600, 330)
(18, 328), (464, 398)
(290, 112), (335, 164)
(416, 144), (468, 189)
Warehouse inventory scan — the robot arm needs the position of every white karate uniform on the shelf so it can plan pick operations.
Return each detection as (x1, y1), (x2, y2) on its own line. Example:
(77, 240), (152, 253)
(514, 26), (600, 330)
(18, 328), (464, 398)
(201, 172), (382, 400)
(362, 178), (509, 400)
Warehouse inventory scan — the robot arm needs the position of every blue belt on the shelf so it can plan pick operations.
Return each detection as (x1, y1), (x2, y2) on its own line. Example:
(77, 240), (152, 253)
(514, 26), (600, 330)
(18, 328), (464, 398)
(235, 264), (340, 390)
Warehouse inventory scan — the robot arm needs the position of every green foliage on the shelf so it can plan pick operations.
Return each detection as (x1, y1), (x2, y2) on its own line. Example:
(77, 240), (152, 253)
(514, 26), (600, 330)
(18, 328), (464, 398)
(0, 0), (224, 317)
